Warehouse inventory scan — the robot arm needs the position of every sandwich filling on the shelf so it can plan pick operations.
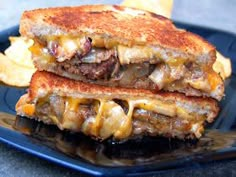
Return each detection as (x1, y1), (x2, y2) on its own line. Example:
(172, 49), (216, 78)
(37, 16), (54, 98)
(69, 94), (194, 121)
(15, 71), (219, 140)
(17, 93), (215, 140)
(29, 35), (223, 100)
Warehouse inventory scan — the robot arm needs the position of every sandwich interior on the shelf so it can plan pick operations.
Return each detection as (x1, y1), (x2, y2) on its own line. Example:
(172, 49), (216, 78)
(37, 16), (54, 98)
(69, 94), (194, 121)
(16, 71), (219, 140)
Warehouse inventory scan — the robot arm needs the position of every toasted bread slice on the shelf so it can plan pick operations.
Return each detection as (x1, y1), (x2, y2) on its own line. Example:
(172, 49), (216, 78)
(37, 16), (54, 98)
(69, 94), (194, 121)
(19, 5), (224, 100)
(20, 5), (215, 65)
(16, 71), (219, 140)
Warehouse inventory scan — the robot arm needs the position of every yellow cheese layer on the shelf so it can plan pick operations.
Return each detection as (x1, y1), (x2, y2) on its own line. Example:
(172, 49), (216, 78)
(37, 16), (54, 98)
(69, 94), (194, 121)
(29, 35), (188, 65)
(31, 95), (202, 140)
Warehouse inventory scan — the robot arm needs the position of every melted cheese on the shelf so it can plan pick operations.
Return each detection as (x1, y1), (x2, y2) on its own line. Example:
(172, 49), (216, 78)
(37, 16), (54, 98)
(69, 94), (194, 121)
(129, 99), (176, 117)
(29, 35), (220, 92)
(91, 99), (106, 136)
(113, 101), (133, 139)
(66, 97), (92, 111)
(166, 57), (186, 67)
(22, 104), (35, 116)
(206, 68), (222, 90)
(100, 101), (132, 139)
(117, 45), (158, 64)
(30, 36), (164, 65)
(36, 94), (199, 140)
(30, 36), (221, 94)
(30, 42), (54, 63)
(185, 67), (222, 93)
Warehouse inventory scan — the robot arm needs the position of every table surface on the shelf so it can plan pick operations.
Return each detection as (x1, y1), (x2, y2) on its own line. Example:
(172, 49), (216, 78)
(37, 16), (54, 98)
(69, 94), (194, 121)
(0, 0), (236, 176)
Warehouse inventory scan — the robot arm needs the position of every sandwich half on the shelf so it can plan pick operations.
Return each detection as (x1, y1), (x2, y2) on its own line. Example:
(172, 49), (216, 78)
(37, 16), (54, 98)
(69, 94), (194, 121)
(16, 71), (219, 140)
(19, 5), (224, 100)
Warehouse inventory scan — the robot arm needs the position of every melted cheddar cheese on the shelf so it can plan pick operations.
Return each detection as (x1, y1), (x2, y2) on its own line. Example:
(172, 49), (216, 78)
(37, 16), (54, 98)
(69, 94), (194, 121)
(29, 35), (188, 65)
(206, 68), (222, 90)
(22, 104), (35, 116)
(31, 95), (204, 140)
(28, 35), (222, 98)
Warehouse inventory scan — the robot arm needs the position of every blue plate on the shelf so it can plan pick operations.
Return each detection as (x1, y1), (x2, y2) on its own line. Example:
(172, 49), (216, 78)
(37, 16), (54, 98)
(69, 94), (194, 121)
(0, 23), (236, 176)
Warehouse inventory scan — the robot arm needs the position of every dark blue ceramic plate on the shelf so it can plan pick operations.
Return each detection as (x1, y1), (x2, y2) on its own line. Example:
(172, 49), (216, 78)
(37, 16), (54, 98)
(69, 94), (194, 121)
(0, 23), (236, 177)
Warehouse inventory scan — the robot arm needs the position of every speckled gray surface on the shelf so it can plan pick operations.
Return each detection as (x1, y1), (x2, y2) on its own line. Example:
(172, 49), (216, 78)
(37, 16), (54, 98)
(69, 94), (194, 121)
(0, 0), (236, 176)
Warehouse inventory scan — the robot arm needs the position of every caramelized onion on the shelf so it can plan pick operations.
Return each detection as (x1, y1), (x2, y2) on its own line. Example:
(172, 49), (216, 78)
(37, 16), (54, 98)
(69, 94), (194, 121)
(81, 48), (115, 63)
(117, 63), (150, 85)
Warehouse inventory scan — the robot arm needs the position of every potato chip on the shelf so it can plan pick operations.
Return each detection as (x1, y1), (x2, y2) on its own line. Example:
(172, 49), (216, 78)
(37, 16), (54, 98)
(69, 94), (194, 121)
(121, 0), (173, 18)
(213, 52), (232, 80)
(5, 37), (34, 69)
(0, 53), (36, 87)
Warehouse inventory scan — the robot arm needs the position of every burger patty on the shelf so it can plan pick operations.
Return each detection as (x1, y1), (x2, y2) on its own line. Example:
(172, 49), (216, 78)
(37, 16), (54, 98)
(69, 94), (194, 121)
(79, 57), (118, 80)
(55, 47), (156, 82)
(57, 54), (118, 80)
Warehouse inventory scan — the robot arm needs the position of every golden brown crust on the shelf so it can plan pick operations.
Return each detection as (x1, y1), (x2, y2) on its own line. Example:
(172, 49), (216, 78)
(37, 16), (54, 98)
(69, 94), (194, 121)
(20, 5), (216, 64)
(28, 71), (219, 119)
(16, 71), (220, 140)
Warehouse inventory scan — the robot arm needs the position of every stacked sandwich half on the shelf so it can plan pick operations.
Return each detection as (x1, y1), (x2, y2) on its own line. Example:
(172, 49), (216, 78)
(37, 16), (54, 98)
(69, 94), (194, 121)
(16, 5), (223, 141)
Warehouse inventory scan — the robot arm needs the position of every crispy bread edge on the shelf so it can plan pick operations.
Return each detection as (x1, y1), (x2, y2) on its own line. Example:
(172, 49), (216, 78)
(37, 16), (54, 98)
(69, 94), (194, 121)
(20, 5), (216, 64)
(25, 71), (219, 121)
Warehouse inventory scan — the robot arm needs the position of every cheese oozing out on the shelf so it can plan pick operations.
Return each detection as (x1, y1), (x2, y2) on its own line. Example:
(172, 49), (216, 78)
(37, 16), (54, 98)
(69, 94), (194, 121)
(28, 35), (222, 97)
(22, 94), (208, 140)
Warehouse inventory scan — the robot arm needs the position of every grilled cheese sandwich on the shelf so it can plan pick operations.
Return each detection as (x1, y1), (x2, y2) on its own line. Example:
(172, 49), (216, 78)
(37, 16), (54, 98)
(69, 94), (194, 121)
(19, 5), (224, 100)
(15, 5), (225, 141)
(16, 71), (219, 140)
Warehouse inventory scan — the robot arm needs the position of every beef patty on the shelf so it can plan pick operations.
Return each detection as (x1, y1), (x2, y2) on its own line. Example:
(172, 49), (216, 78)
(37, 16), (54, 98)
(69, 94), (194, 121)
(56, 48), (119, 80)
